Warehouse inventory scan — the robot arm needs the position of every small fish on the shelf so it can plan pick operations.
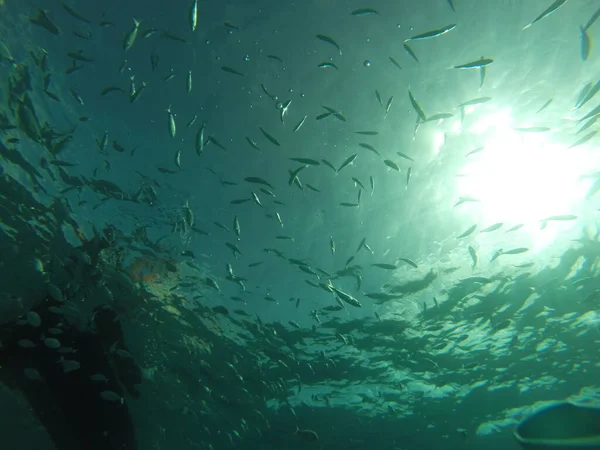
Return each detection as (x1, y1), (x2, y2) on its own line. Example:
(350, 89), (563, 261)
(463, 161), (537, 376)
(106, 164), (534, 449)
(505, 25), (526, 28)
(580, 26), (591, 61)
(506, 224), (524, 232)
(233, 215), (241, 237)
(403, 43), (419, 62)
(352, 177), (366, 190)
(396, 151), (414, 162)
(372, 263), (397, 270)
(317, 62), (338, 70)
(370, 175), (374, 195)
(408, 90), (427, 122)
(246, 136), (260, 151)
(406, 167), (412, 187)
(468, 246), (478, 269)
(458, 97), (492, 107)
(186, 70), (193, 93)
(385, 96), (394, 117)
(195, 123), (205, 155)
(389, 56), (402, 70)
(502, 247), (529, 255)
(481, 223), (503, 233)
(338, 154), (358, 172)
(123, 18), (141, 51)
(457, 224), (477, 238)
(523, 0), (569, 30)
(359, 143), (380, 156)
(290, 157), (319, 165)
(259, 127), (280, 146)
(62, 2), (91, 23)
(340, 202), (359, 207)
(569, 131), (597, 149)
(405, 24), (456, 41)
(189, 0), (198, 32)
(245, 177), (274, 189)
(447, 0), (456, 11)
(351, 8), (380, 16)
(514, 127), (550, 133)
(293, 115), (308, 132)
(398, 258), (417, 268)
(584, 6), (600, 30)
(355, 130), (378, 135)
(316, 34), (342, 55)
(160, 31), (187, 43)
(167, 105), (176, 137)
(383, 160), (400, 171)
(453, 58), (493, 69)
(29, 9), (61, 35)
(375, 90), (383, 106)
(322, 159), (337, 171)
(221, 66), (245, 76)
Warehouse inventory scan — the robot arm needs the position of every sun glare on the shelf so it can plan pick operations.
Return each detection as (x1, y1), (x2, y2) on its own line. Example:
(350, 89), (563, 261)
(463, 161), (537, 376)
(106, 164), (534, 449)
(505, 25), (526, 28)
(455, 108), (592, 229)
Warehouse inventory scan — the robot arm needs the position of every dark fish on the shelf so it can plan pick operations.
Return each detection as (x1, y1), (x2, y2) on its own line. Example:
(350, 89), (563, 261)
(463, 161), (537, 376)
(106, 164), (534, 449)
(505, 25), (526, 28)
(160, 31), (187, 43)
(61, 2), (91, 23)
(457, 224), (477, 238)
(389, 56), (402, 70)
(259, 127), (280, 146)
(453, 58), (493, 69)
(351, 8), (380, 15)
(268, 55), (284, 63)
(403, 43), (419, 62)
(29, 9), (61, 35)
(523, 0), (569, 30)
(221, 66), (245, 76)
(100, 86), (124, 96)
(405, 24), (456, 42)
(355, 130), (378, 135)
(245, 177), (274, 189)
(316, 34), (342, 55)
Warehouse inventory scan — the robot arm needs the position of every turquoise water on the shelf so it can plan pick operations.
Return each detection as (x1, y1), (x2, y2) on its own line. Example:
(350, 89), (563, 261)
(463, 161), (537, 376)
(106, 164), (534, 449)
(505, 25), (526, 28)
(0, 0), (599, 448)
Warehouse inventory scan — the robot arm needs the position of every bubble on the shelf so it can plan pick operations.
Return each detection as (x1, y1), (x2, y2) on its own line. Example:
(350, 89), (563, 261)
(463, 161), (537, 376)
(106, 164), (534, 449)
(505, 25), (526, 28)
(275, 101), (283, 110)
(205, 40), (211, 45)
(243, 54), (250, 61)
(288, 88), (294, 93)
(300, 93), (305, 98)
(363, 60), (371, 67)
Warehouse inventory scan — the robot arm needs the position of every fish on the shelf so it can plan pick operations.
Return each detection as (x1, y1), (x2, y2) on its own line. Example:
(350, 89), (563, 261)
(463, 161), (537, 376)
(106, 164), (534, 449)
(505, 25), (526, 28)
(398, 258), (418, 268)
(221, 66), (245, 76)
(123, 18), (141, 51)
(372, 263), (397, 270)
(568, 131), (597, 149)
(580, 26), (591, 61)
(245, 136), (260, 151)
(293, 115), (308, 132)
(160, 31), (187, 43)
(186, 70), (193, 93)
(290, 157), (319, 166)
(359, 143), (381, 156)
(259, 127), (280, 146)
(295, 427), (320, 441)
(506, 224), (524, 232)
(189, 0), (198, 31)
(457, 224), (477, 238)
(458, 97), (492, 107)
(447, 0), (456, 11)
(245, 177), (274, 189)
(385, 96), (394, 117)
(502, 247), (529, 255)
(405, 24), (456, 41)
(329, 283), (362, 307)
(340, 202), (359, 207)
(316, 34), (342, 55)
(167, 106), (176, 138)
(406, 167), (412, 187)
(481, 223), (503, 233)
(351, 8), (380, 15)
(408, 90), (427, 122)
(370, 176), (374, 195)
(375, 90), (383, 106)
(29, 9), (61, 35)
(355, 130), (378, 135)
(584, 6), (600, 30)
(317, 62), (338, 70)
(383, 160), (400, 171)
(396, 151), (414, 162)
(322, 159), (337, 171)
(536, 98), (553, 113)
(453, 58), (493, 69)
(62, 2), (91, 23)
(352, 177), (366, 190)
(523, 0), (569, 30)
(233, 215), (241, 237)
(468, 246), (478, 269)
(337, 154), (358, 172)
(195, 123), (206, 155)
(403, 43), (419, 62)
(514, 127), (550, 133)
(389, 56), (402, 70)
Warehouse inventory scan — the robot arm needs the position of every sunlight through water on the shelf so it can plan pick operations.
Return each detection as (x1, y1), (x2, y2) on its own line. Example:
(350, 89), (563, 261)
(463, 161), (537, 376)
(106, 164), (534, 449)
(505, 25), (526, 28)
(455, 109), (594, 249)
